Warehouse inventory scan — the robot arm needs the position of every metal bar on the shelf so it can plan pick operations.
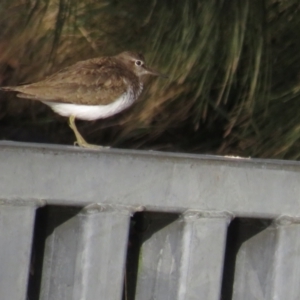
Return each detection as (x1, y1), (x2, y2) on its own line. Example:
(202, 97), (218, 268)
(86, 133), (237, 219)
(134, 211), (231, 300)
(232, 217), (300, 300)
(0, 141), (300, 217)
(0, 203), (37, 300)
(39, 204), (131, 300)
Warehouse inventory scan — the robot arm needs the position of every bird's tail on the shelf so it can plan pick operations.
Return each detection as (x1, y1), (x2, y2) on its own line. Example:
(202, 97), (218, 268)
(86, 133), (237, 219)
(0, 86), (16, 92)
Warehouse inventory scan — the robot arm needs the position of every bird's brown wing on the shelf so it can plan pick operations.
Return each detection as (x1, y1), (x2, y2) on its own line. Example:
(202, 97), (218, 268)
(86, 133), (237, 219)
(2, 57), (130, 105)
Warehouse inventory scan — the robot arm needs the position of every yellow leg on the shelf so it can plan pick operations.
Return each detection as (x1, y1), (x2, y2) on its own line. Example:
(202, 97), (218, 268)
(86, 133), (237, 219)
(68, 115), (108, 150)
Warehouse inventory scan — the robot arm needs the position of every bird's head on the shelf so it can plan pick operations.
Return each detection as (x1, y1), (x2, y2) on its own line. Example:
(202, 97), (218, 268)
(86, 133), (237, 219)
(115, 51), (167, 78)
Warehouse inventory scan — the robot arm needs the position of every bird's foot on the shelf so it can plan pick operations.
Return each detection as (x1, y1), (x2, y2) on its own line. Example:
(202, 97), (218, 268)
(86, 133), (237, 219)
(68, 115), (110, 150)
(73, 140), (110, 150)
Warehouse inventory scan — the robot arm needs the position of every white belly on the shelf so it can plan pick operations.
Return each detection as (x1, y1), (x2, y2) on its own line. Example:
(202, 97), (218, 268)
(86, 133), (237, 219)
(43, 89), (138, 121)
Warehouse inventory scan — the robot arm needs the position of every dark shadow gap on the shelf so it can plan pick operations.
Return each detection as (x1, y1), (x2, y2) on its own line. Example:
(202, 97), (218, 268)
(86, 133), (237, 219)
(123, 211), (180, 300)
(26, 205), (82, 300)
(220, 218), (272, 300)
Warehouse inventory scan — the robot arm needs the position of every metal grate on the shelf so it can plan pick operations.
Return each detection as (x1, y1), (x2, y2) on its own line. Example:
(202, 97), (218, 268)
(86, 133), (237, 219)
(0, 141), (300, 300)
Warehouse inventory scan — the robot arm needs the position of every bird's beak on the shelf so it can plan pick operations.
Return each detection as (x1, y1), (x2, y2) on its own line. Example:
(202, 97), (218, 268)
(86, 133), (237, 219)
(143, 66), (168, 78)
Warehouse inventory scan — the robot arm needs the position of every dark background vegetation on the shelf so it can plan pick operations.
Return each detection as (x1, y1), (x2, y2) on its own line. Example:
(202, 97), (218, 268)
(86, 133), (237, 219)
(1, 0), (300, 159)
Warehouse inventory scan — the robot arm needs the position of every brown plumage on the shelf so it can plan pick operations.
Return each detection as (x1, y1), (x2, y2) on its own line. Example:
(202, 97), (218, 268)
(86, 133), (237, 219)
(0, 51), (166, 148)
(1, 52), (157, 105)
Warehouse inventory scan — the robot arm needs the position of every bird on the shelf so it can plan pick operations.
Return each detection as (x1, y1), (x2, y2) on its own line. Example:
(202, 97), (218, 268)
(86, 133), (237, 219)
(0, 51), (166, 149)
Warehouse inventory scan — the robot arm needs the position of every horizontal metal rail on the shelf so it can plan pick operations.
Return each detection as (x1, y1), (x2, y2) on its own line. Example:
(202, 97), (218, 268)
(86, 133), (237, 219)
(0, 141), (300, 217)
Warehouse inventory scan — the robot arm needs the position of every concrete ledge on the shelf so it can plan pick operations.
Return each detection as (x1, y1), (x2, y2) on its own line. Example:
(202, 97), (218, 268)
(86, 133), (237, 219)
(0, 141), (299, 218)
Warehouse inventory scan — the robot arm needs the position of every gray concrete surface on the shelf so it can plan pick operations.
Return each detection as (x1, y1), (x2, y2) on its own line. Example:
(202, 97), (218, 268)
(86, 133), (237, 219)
(0, 141), (300, 300)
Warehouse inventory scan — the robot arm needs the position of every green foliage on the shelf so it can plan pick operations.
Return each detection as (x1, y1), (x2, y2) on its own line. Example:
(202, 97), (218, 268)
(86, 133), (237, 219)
(1, 0), (300, 158)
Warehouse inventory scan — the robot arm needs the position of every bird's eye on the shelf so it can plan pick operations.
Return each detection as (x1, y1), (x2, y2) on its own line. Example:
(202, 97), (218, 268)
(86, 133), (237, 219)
(135, 60), (143, 66)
